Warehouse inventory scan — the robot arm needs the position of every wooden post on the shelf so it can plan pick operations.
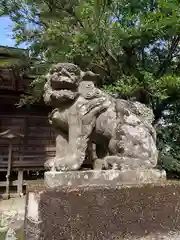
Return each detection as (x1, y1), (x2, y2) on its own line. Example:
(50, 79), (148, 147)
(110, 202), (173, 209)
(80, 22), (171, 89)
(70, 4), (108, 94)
(0, 129), (24, 199)
(6, 140), (13, 198)
(17, 170), (23, 196)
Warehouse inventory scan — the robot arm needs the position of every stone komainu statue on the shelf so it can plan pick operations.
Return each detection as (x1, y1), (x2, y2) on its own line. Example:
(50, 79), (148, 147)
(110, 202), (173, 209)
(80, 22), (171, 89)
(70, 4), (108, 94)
(43, 63), (158, 171)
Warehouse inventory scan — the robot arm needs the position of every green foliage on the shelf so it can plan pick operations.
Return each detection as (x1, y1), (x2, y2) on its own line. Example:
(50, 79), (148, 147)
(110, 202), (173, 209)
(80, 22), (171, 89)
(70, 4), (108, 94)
(156, 101), (180, 173)
(1, 0), (180, 173)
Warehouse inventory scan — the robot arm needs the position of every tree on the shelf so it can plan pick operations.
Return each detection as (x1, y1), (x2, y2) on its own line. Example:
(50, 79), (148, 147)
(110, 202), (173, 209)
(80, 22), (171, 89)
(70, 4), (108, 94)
(1, 0), (180, 173)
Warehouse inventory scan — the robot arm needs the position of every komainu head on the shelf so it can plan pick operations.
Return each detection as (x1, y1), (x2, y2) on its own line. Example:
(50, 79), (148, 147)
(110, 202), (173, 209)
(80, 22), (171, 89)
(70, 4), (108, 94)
(44, 63), (82, 105)
(44, 62), (101, 105)
(48, 63), (81, 90)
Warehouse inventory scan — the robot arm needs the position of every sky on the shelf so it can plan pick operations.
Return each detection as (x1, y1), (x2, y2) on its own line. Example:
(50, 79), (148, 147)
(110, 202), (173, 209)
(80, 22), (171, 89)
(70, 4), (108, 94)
(0, 16), (26, 49)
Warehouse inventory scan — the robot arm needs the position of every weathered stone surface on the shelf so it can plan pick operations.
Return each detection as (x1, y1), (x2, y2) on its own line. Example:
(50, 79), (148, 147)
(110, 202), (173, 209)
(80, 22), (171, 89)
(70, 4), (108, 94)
(24, 190), (42, 240)
(43, 62), (159, 172)
(25, 182), (180, 240)
(44, 169), (166, 188)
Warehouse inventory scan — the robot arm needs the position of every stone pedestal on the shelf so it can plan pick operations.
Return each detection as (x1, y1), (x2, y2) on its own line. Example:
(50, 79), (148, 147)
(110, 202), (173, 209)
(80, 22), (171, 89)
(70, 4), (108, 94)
(44, 169), (166, 188)
(24, 169), (180, 240)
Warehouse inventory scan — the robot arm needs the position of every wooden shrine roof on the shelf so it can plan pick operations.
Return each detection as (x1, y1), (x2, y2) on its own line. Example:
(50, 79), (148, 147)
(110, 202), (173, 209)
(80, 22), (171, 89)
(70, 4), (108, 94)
(0, 46), (35, 92)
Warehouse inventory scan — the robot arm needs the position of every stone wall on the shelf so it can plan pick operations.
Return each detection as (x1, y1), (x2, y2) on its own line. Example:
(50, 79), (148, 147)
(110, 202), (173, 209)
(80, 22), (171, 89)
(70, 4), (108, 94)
(25, 182), (180, 240)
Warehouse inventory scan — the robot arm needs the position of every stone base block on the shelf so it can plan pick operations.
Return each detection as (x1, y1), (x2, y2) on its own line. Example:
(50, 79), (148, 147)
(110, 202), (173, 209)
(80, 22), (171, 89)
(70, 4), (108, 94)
(24, 180), (180, 240)
(44, 169), (166, 188)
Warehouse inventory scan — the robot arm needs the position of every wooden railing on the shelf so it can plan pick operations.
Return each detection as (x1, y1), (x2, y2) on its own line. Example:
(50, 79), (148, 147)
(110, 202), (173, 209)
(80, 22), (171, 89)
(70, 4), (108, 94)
(0, 154), (54, 198)
(0, 154), (54, 170)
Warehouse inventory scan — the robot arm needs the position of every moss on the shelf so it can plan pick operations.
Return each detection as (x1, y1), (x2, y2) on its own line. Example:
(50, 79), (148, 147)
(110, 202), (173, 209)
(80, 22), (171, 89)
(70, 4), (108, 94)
(0, 46), (29, 69)
(16, 226), (24, 240)
(0, 227), (24, 240)
(0, 231), (6, 240)
(0, 58), (26, 67)
(0, 46), (28, 59)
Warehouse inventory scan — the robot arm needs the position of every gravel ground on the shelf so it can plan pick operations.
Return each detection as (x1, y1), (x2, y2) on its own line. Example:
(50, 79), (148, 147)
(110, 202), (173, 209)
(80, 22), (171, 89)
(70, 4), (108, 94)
(0, 197), (25, 239)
